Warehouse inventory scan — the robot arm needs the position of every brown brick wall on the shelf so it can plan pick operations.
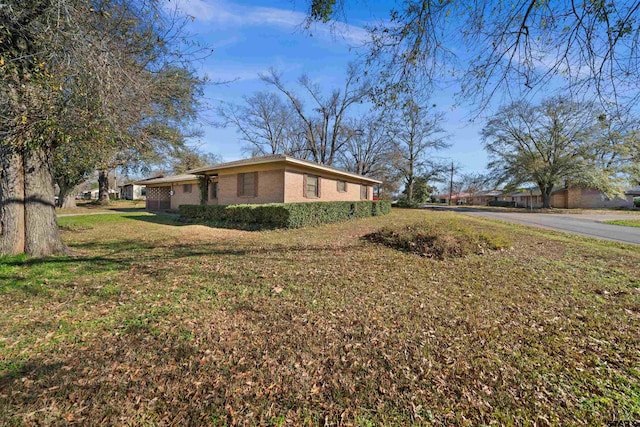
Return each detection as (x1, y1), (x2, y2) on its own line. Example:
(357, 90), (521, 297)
(551, 191), (568, 208)
(217, 169), (285, 205)
(169, 181), (200, 210)
(283, 168), (372, 203)
(570, 189), (632, 208)
(552, 188), (633, 208)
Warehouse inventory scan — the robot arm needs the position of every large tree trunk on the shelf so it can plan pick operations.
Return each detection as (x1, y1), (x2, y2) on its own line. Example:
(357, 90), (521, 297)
(0, 144), (67, 256)
(60, 193), (77, 209)
(57, 183), (77, 209)
(0, 144), (26, 255)
(540, 184), (553, 208)
(23, 146), (67, 256)
(98, 169), (110, 205)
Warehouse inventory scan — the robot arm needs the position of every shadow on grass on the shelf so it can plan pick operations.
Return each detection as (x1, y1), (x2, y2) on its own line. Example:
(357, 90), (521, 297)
(108, 207), (148, 213)
(123, 213), (284, 231)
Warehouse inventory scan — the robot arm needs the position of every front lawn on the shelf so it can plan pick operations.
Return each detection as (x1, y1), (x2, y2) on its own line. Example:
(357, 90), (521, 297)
(605, 219), (640, 228)
(1, 210), (639, 425)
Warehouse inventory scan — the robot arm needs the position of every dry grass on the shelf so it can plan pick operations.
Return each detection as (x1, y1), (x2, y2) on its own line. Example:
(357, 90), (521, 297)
(56, 199), (146, 216)
(1, 210), (639, 425)
(363, 218), (512, 259)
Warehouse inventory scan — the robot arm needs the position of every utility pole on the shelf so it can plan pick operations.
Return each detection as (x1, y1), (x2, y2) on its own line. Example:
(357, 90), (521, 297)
(448, 161), (454, 206)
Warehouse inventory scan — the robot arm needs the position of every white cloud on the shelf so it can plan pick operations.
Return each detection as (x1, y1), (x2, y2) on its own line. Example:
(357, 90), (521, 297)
(200, 60), (302, 83)
(167, 0), (369, 46)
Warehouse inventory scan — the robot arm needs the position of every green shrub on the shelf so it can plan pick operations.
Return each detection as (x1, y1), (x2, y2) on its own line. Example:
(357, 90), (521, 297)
(179, 200), (392, 229)
(179, 205), (206, 219)
(488, 200), (516, 208)
(634, 197), (640, 208)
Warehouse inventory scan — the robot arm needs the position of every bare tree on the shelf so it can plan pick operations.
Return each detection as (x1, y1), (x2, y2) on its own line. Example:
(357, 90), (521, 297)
(217, 92), (297, 157)
(307, 1), (640, 112)
(337, 114), (393, 177)
(260, 64), (371, 165)
(391, 98), (449, 204)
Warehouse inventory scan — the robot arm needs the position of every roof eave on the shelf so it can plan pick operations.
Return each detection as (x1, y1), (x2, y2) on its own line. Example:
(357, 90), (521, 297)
(187, 155), (382, 184)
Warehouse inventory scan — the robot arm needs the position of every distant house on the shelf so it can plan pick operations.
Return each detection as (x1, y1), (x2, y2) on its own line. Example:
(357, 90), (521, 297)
(119, 183), (146, 201)
(626, 186), (640, 198)
(551, 187), (634, 209)
(500, 189), (543, 209)
(139, 155), (381, 211)
(436, 192), (471, 204)
(82, 188), (117, 200)
(468, 190), (503, 206)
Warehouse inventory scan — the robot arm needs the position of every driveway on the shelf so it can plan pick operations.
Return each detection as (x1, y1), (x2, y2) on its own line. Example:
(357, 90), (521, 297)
(427, 206), (640, 245)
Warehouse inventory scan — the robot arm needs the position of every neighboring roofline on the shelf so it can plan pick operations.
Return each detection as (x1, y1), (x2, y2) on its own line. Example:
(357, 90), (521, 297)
(624, 187), (640, 195)
(134, 174), (198, 185)
(187, 155), (382, 184)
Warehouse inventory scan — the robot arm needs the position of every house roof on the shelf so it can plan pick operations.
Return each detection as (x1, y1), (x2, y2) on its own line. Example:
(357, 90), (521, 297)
(474, 190), (503, 197)
(187, 154), (382, 184)
(134, 174), (198, 185)
(435, 192), (471, 199)
(502, 188), (542, 197)
(625, 186), (640, 195)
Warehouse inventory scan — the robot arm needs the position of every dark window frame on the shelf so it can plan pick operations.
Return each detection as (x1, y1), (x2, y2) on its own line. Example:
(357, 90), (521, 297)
(210, 181), (218, 199)
(360, 185), (368, 200)
(304, 174), (320, 198)
(237, 172), (258, 197)
(183, 183), (193, 193)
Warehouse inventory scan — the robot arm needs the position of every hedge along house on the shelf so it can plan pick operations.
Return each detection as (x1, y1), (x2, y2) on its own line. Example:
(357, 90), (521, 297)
(186, 154), (381, 206)
(136, 174), (200, 211)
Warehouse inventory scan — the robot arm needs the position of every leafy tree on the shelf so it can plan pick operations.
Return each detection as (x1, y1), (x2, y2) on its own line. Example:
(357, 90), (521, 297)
(170, 147), (222, 174)
(390, 98), (449, 204)
(401, 175), (436, 205)
(94, 65), (204, 204)
(52, 137), (100, 209)
(589, 112), (640, 184)
(482, 97), (608, 208)
(0, 0), (205, 256)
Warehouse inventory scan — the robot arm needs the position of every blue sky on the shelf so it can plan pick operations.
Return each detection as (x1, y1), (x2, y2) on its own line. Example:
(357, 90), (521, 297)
(169, 0), (489, 174)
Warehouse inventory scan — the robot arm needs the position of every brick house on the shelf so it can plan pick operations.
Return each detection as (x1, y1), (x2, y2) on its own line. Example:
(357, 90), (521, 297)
(136, 174), (200, 211)
(550, 187), (635, 209)
(140, 155), (381, 211)
(500, 189), (544, 208)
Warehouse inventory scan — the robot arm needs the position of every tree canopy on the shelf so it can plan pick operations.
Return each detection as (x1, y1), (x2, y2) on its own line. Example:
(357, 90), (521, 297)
(307, 0), (640, 111)
(0, 0), (206, 255)
(481, 97), (635, 207)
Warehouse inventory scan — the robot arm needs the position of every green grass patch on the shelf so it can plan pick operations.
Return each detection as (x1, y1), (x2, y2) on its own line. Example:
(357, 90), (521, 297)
(604, 219), (640, 227)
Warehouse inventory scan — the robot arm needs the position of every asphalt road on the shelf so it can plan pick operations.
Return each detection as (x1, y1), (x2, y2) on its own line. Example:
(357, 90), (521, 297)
(428, 206), (640, 245)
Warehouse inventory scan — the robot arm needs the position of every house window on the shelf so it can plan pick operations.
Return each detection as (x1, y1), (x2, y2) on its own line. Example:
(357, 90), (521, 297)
(305, 175), (320, 198)
(337, 180), (347, 192)
(183, 184), (192, 193)
(141, 187), (147, 196)
(238, 172), (257, 197)
(360, 185), (368, 200)
(210, 182), (218, 199)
